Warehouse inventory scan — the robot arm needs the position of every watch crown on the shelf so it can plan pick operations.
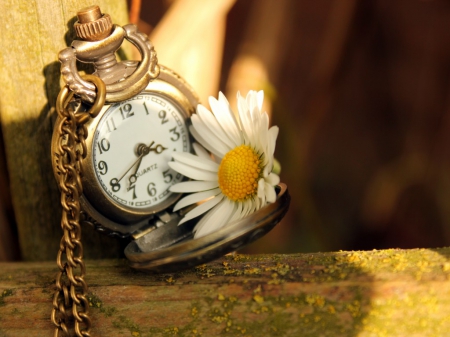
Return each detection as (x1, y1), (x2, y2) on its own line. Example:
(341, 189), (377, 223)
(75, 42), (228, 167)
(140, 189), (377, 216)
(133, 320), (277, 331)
(74, 5), (113, 42)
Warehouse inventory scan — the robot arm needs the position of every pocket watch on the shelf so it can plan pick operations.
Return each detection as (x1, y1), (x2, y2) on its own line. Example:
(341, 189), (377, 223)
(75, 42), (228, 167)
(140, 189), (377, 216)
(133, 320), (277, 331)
(67, 66), (198, 238)
(51, 5), (290, 272)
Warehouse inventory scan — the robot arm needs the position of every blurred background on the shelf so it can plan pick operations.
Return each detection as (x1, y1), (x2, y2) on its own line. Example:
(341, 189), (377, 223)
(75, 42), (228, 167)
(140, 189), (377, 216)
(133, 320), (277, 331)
(1, 0), (450, 261)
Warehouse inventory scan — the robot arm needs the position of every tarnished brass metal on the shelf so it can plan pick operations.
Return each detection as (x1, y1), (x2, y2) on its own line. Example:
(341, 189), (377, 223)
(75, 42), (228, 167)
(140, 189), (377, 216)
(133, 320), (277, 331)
(77, 5), (102, 23)
(51, 75), (106, 337)
(60, 22), (159, 103)
(74, 6), (113, 41)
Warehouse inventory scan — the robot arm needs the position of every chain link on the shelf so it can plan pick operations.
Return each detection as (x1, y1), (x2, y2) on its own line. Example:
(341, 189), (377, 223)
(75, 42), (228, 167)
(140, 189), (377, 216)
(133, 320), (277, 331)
(51, 75), (106, 337)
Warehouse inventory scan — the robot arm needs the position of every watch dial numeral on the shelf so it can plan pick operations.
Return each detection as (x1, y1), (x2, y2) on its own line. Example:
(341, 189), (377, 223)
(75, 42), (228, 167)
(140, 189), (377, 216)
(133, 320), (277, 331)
(163, 169), (173, 183)
(127, 184), (137, 199)
(158, 110), (168, 124)
(97, 138), (111, 154)
(143, 102), (149, 115)
(147, 182), (157, 197)
(98, 161), (108, 175)
(169, 126), (180, 141)
(110, 178), (121, 192)
(120, 103), (134, 120)
(106, 117), (117, 133)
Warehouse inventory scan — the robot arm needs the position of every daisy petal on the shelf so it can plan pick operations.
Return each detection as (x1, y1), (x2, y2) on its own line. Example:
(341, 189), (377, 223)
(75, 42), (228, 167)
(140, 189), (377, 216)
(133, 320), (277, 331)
(257, 178), (265, 198)
(173, 188), (221, 211)
(209, 95), (242, 146)
(218, 92), (242, 141)
(191, 200), (221, 233)
(228, 201), (244, 223)
(191, 115), (229, 156)
(267, 126), (279, 157)
(173, 152), (219, 172)
(197, 103), (235, 149)
(258, 113), (269, 161)
(265, 173), (280, 186)
(168, 161), (217, 181)
(264, 182), (277, 203)
(258, 191), (266, 207)
(178, 194), (224, 225)
(237, 93), (254, 144)
(257, 90), (264, 111)
(194, 198), (234, 238)
(170, 180), (218, 193)
(241, 199), (253, 218)
(189, 125), (224, 158)
(246, 91), (259, 119)
(252, 195), (261, 210)
(193, 142), (211, 160)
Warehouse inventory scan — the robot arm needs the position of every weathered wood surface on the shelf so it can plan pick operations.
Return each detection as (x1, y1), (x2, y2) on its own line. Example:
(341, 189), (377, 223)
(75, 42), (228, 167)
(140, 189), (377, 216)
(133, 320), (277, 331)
(1, 248), (450, 336)
(0, 0), (131, 261)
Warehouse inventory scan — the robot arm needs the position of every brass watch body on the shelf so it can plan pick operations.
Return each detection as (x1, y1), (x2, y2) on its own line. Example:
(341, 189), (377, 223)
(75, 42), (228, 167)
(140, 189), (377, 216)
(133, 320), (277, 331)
(51, 66), (198, 237)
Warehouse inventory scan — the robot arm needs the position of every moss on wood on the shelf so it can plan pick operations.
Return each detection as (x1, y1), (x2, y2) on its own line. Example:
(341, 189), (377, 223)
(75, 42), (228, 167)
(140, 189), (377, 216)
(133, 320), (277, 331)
(0, 248), (449, 336)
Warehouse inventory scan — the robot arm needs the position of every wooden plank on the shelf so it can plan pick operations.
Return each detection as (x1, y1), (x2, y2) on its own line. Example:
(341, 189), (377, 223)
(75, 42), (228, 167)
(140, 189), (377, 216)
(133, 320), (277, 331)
(0, 0), (131, 261)
(1, 248), (449, 336)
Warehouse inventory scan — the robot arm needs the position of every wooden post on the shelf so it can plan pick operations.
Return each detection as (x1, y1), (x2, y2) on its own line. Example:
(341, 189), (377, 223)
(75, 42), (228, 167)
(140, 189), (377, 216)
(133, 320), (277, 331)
(1, 248), (449, 336)
(225, 0), (293, 119)
(0, 1), (131, 261)
(150, 0), (236, 103)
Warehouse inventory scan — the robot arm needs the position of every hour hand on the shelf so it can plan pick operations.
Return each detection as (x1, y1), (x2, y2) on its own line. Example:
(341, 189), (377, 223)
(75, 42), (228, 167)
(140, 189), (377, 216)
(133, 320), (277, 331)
(136, 142), (167, 156)
(126, 142), (165, 188)
(147, 143), (167, 154)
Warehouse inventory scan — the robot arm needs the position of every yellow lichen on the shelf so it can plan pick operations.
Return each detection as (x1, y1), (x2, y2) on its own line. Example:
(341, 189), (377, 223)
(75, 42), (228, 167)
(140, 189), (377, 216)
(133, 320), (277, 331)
(253, 295), (264, 304)
(305, 294), (325, 308)
(443, 263), (450, 272)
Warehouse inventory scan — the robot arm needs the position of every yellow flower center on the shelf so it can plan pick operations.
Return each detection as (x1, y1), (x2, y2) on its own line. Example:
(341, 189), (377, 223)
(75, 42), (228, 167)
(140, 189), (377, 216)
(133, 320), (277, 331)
(218, 145), (262, 201)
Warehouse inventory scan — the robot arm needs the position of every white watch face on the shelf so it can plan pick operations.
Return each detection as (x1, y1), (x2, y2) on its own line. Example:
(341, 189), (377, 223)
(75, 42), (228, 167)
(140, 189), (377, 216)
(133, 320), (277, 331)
(92, 92), (190, 211)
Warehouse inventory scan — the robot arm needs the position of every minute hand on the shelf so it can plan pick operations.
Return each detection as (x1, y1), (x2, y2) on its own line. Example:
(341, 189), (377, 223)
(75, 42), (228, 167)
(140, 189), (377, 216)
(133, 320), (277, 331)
(116, 151), (146, 184)
(114, 141), (154, 185)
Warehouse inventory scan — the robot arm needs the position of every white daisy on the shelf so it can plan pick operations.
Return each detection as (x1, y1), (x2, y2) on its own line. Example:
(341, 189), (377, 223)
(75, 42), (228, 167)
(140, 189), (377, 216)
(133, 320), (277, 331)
(168, 90), (280, 238)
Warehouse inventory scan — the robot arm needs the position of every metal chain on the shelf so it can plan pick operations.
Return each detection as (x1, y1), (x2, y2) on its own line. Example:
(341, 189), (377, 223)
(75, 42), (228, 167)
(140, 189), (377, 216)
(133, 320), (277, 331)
(51, 75), (106, 337)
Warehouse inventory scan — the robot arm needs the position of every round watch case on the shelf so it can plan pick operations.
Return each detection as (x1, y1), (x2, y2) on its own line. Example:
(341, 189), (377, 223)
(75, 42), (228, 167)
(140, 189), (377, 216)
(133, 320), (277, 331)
(52, 65), (197, 237)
